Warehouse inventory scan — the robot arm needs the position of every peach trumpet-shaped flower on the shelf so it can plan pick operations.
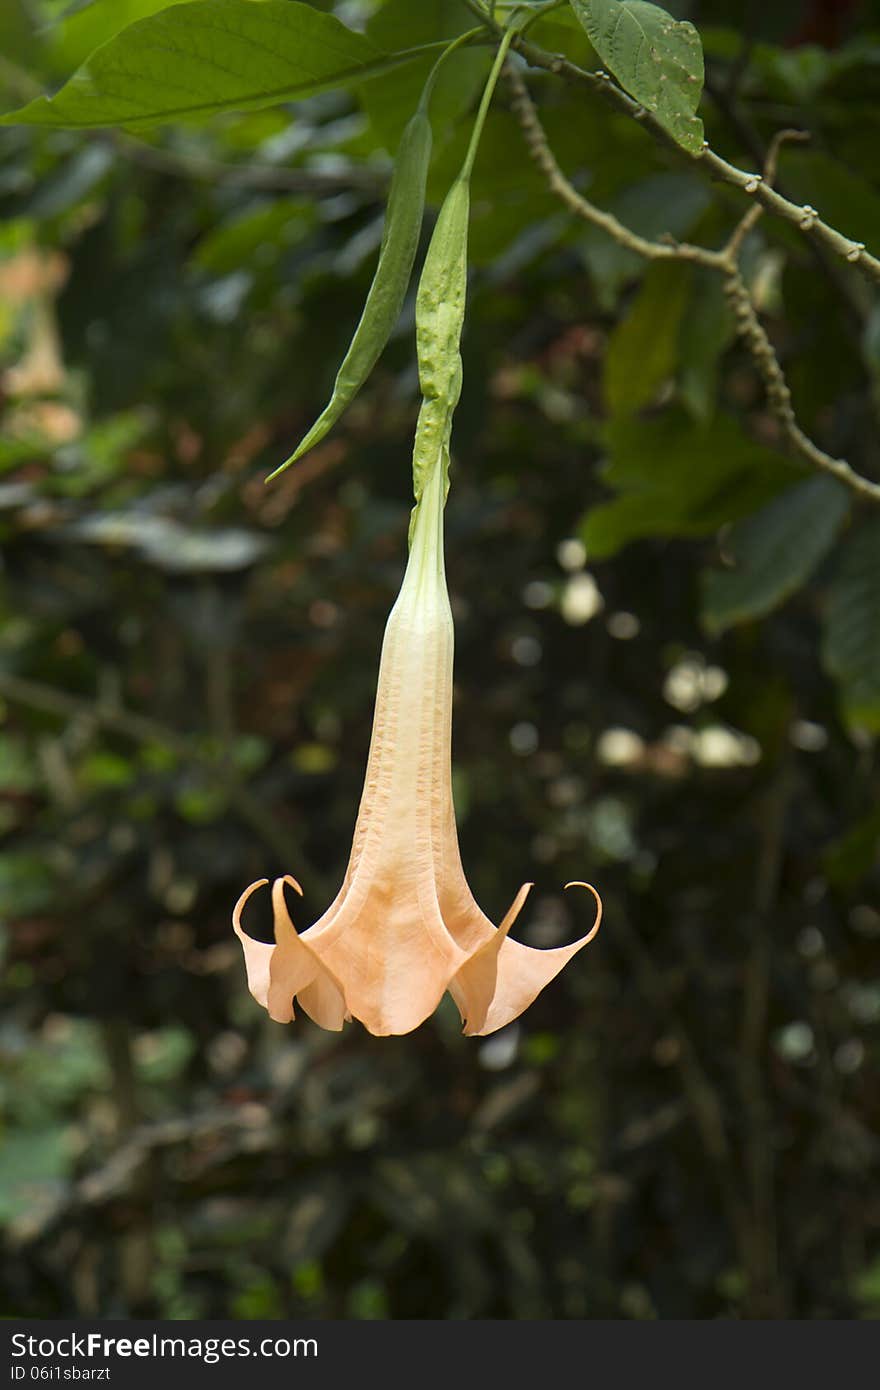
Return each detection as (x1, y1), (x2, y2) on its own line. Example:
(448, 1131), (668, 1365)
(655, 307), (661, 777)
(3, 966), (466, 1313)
(233, 457), (601, 1036)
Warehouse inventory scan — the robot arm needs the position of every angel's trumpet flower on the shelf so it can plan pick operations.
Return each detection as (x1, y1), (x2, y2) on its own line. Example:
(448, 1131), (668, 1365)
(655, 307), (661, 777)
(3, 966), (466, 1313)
(233, 458), (600, 1036)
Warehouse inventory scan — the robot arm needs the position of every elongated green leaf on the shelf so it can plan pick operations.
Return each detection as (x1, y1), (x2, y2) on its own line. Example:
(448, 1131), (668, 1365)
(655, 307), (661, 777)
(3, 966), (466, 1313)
(2, 0), (398, 129)
(269, 109), (433, 481)
(701, 477), (850, 634)
(570, 0), (704, 153)
(604, 262), (690, 416)
(823, 520), (880, 732)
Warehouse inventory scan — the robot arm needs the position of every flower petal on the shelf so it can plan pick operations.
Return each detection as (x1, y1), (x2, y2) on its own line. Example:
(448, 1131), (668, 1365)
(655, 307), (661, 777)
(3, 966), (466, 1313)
(232, 878), (273, 1009)
(232, 876), (348, 1031)
(267, 876), (348, 1030)
(308, 870), (467, 1036)
(455, 881), (603, 1037)
(448, 882), (532, 1034)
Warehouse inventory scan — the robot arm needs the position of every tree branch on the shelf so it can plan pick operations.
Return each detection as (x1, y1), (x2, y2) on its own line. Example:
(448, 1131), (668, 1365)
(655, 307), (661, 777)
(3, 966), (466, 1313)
(704, 70), (868, 329)
(723, 128), (809, 260)
(506, 62), (722, 271)
(506, 64), (880, 506)
(459, 0), (880, 287)
(720, 271), (880, 501)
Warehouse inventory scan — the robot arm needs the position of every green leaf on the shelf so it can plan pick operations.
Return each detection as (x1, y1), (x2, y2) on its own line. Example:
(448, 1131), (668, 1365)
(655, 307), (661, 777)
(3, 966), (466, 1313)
(701, 477), (850, 635)
(582, 408), (798, 558)
(2, 0), (400, 129)
(604, 262), (690, 416)
(271, 107), (433, 479)
(823, 519), (880, 732)
(570, 0), (704, 153)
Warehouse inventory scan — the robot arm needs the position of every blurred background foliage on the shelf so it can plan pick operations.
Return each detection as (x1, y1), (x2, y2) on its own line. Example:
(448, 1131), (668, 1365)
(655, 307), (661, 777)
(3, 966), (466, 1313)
(1, 0), (879, 1319)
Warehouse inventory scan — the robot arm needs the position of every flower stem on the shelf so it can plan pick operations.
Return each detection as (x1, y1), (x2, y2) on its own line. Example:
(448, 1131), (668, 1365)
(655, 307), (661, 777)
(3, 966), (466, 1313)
(419, 28), (486, 112)
(460, 22), (518, 182)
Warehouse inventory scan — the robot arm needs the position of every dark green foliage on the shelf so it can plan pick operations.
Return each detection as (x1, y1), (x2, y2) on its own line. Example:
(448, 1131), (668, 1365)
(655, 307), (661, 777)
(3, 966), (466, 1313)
(1, 0), (879, 1321)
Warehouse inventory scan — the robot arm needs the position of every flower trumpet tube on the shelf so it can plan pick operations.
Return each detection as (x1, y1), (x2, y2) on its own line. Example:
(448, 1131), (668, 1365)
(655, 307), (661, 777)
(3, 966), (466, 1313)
(233, 457), (601, 1037)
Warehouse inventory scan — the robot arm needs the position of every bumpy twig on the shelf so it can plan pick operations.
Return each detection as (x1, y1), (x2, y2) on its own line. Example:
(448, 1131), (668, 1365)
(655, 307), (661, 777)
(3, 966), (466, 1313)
(720, 271), (880, 500)
(723, 128), (809, 260)
(506, 62), (722, 271)
(460, 1), (880, 286)
(505, 63), (880, 506)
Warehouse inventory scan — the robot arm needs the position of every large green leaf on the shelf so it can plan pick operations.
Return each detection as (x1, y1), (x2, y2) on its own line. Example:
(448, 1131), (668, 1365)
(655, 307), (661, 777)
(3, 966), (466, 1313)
(823, 520), (880, 732)
(701, 477), (850, 634)
(581, 409), (798, 558)
(604, 262), (690, 416)
(570, 0), (704, 153)
(2, 0), (400, 129)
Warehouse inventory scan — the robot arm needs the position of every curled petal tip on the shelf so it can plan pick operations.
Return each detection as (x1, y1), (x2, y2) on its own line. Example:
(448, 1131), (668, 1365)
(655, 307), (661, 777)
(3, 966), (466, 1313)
(233, 878), (269, 922)
(232, 878), (273, 1011)
(563, 881), (603, 944)
(280, 873), (304, 897)
(455, 876), (603, 1038)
